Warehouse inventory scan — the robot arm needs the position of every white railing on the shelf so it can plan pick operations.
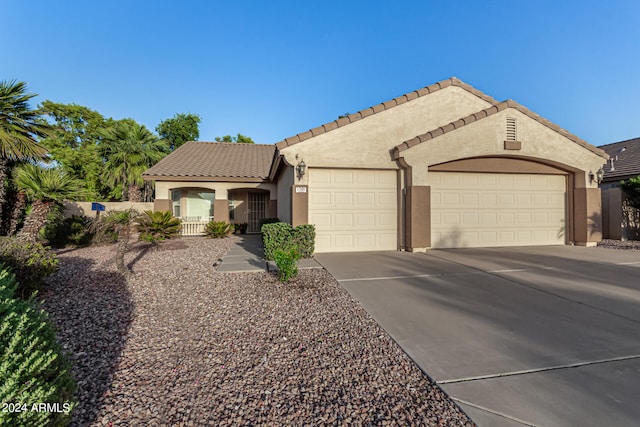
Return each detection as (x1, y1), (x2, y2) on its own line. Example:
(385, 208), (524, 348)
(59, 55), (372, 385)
(179, 216), (214, 236)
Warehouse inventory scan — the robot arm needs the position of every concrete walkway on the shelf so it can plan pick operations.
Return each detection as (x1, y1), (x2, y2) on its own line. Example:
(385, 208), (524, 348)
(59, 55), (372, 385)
(217, 234), (322, 272)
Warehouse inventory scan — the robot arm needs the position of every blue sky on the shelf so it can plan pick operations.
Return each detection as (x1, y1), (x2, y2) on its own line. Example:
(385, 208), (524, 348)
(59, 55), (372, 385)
(1, 1), (639, 147)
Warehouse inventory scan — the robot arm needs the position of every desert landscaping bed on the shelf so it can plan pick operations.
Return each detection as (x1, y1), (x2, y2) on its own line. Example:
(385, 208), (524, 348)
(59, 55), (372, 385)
(597, 239), (640, 250)
(41, 238), (473, 426)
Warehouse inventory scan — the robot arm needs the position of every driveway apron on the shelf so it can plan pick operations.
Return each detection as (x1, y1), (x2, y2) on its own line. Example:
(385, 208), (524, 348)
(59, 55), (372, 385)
(315, 246), (640, 427)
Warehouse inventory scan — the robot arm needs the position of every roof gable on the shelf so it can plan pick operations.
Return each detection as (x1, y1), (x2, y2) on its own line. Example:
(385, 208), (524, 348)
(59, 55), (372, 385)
(392, 100), (608, 160)
(143, 142), (276, 181)
(599, 137), (640, 181)
(275, 77), (499, 150)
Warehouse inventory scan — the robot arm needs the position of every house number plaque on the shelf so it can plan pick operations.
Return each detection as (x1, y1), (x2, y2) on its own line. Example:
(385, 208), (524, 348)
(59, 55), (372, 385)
(295, 186), (307, 193)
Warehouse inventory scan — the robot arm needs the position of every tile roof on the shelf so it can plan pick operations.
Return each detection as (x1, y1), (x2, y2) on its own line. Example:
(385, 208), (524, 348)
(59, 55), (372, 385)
(599, 137), (640, 181)
(275, 77), (500, 150)
(143, 142), (276, 181)
(392, 100), (608, 160)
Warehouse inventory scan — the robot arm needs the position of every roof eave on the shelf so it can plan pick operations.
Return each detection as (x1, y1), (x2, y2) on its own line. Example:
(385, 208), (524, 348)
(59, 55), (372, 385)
(394, 100), (609, 160)
(276, 77), (500, 150)
(142, 175), (270, 183)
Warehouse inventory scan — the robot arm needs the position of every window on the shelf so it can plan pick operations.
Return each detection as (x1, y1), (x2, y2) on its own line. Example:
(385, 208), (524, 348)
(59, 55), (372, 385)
(171, 190), (181, 217)
(186, 190), (215, 220)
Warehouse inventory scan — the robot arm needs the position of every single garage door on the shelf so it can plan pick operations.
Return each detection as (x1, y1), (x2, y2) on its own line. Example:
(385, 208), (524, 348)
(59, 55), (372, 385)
(309, 169), (398, 252)
(430, 172), (566, 248)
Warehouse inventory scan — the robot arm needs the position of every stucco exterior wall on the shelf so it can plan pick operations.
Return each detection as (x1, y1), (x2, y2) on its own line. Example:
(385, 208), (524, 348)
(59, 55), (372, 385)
(63, 201), (154, 218)
(401, 109), (607, 187)
(279, 87), (494, 183)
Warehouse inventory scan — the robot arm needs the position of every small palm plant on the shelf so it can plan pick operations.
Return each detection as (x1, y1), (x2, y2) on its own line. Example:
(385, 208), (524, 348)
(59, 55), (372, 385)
(135, 210), (181, 244)
(204, 220), (233, 238)
(13, 163), (87, 242)
(90, 208), (140, 278)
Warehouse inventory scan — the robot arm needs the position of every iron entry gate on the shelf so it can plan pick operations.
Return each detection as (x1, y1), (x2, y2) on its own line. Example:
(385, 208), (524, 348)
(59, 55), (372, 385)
(247, 192), (268, 233)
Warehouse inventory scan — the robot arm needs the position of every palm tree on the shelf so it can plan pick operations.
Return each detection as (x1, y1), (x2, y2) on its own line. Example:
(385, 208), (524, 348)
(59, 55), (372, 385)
(0, 80), (50, 229)
(99, 121), (168, 201)
(13, 163), (86, 242)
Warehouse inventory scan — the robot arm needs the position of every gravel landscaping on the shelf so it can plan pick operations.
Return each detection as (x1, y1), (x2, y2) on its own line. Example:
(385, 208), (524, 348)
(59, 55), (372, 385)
(597, 238), (640, 250)
(41, 238), (474, 426)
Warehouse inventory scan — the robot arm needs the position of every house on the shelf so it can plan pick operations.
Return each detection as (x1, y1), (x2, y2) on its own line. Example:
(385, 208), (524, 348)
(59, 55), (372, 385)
(143, 77), (608, 252)
(599, 137), (640, 188)
(598, 137), (640, 239)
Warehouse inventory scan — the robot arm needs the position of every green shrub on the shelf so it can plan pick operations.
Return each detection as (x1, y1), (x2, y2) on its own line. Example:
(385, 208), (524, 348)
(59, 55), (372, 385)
(0, 267), (76, 426)
(0, 237), (58, 299)
(260, 217), (280, 227)
(135, 210), (181, 244)
(41, 215), (94, 247)
(204, 220), (233, 238)
(621, 175), (640, 210)
(262, 222), (316, 261)
(261, 222), (293, 260)
(273, 247), (300, 282)
(292, 224), (316, 259)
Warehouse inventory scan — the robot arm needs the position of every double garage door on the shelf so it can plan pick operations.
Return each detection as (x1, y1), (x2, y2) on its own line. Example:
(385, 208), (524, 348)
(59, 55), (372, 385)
(308, 169), (566, 252)
(430, 172), (567, 248)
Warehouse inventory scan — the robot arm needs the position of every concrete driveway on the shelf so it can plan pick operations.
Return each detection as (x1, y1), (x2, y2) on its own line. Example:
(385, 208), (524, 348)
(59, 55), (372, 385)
(315, 246), (640, 427)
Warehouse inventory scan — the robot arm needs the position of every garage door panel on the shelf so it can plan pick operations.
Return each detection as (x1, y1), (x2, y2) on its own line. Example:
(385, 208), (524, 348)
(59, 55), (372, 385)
(430, 172), (566, 248)
(355, 213), (375, 226)
(310, 169), (397, 253)
(357, 192), (375, 205)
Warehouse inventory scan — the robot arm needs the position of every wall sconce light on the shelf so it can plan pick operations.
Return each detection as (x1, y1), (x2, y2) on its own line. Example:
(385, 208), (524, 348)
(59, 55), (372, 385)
(589, 168), (604, 185)
(296, 158), (306, 180)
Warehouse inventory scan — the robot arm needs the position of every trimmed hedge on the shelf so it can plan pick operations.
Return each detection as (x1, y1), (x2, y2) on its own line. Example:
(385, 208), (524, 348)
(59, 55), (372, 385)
(262, 222), (293, 261)
(262, 222), (315, 261)
(0, 237), (58, 299)
(0, 266), (76, 426)
(292, 224), (316, 259)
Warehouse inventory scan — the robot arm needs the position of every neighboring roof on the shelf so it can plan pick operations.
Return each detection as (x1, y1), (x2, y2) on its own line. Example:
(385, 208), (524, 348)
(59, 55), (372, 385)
(392, 99), (608, 160)
(599, 137), (640, 181)
(143, 141), (276, 182)
(275, 77), (499, 150)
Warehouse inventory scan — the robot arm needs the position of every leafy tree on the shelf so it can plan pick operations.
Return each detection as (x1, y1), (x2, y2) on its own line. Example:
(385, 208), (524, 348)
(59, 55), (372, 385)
(620, 175), (640, 210)
(99, 120), (169, 201)
(0, 80), (50, 229)
(214, 133), (255, 144)
(13, 164), (87, 242)
(38, 101), (110, 199)
(156, 113), (201, 151)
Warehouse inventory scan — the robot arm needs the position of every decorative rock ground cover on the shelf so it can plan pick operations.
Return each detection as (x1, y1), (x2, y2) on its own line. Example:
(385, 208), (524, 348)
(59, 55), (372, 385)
(41, 238), (474, 426)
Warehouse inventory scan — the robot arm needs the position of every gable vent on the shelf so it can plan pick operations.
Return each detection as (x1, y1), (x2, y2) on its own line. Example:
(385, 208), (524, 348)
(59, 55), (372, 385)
(506, 117), (517, 141)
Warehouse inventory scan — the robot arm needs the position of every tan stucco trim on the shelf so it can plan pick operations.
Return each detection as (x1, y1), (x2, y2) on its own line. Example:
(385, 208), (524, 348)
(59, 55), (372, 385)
(154, 199), (171, 212)
(291, 185), (308, 226)
(429, 157), (569, 175)
(573, 187), (603, 245)
(275, 77), (499, 150)
(405, 186), (431, 251)
(214, 199), (229, 223)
